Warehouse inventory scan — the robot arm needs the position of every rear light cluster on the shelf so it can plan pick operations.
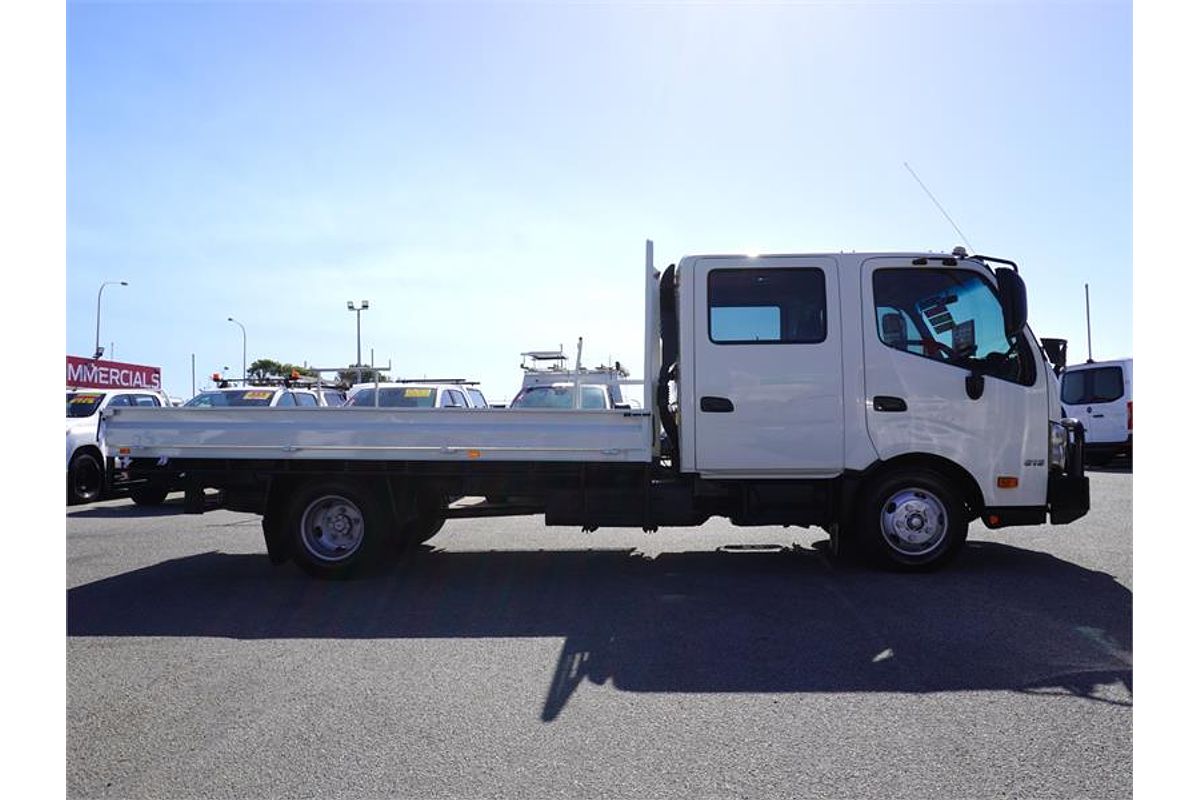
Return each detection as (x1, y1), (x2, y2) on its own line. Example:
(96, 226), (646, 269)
(1127, 400), (1133, 431)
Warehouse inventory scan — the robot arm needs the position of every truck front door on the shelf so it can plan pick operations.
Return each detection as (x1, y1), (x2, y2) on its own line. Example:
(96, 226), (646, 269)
(860, 257), (1048, 508)
(691, 256), (844, 476)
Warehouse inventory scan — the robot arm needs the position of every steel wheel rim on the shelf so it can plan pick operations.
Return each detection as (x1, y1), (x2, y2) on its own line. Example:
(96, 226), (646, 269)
(73, 458), (100, 498)
(879, 487), (949, 557)
(299, 494), (366, 562)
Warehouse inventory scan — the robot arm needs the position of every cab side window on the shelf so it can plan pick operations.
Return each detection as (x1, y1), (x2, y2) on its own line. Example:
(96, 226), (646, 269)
(275, 392), (296, 407)
(440, 389), (467, 408)
(708, 268), (826, 344)
(872, 268), (1036, 386)
(294, 392), (318, 407)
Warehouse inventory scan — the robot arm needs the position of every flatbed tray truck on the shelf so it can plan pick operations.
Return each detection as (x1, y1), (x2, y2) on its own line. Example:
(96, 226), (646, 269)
(102, 242), (1089, 578)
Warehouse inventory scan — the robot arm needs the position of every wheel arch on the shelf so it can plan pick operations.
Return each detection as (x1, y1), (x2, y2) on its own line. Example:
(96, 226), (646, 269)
(854, 453), (985, 520)
(70, 443), (103, 465)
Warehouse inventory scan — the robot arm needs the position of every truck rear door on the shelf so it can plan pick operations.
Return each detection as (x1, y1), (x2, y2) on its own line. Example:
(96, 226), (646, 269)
(689, 256), (844, 476)
(1060, 362), (1129, 445)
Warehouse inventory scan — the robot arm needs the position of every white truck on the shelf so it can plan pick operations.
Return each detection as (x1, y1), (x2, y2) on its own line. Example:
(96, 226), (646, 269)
(67, 387), (172, 505)
(102, 243), (1089, 578)
(515, 345), (637, 409)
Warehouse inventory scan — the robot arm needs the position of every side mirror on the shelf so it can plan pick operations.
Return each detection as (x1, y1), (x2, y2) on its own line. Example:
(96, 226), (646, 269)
(1041, 337), (1068, 373)
(881, 313), (906, 347)
(996, 268), (1028, 338)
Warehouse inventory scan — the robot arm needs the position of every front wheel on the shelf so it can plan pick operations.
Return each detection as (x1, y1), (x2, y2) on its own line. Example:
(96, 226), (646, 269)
(285, 480), (394, 579)
(68, 451), (104, 505)
(854, 468), (968, 571)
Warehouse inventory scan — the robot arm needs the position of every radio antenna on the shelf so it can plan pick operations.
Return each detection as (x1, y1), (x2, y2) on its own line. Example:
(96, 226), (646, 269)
(904, 161), (975, 253)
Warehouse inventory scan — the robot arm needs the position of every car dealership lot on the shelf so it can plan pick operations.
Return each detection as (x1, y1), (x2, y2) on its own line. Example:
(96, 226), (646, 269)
(67, 467), (1131, 799)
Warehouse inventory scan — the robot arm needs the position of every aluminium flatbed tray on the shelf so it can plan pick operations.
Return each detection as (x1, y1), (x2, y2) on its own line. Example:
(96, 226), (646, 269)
(100, 406), (655, 463)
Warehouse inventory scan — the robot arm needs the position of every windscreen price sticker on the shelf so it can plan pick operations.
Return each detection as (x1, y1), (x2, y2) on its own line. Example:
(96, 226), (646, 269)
(404, 388), (432, 398)
(242, 391), (274, 400)
(70, 394), (102, 404)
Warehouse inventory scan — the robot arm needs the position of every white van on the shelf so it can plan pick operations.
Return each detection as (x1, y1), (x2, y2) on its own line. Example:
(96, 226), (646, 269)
(1060, 358), (1132, 465)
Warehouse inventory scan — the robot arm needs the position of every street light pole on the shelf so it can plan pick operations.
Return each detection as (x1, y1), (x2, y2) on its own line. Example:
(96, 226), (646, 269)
(227, 317), (247, 382)
(347, 300), (369, 367)
(94, 280), (128, 359)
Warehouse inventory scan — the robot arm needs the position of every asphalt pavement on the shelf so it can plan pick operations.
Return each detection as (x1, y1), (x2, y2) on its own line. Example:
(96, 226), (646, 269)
(66, 465), (1132, 799)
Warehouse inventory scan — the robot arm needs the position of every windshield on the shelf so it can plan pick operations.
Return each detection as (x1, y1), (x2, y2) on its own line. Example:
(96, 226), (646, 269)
(511, 385), (608, 409)
(184, 390), (276, 407)
(346, 387), (437, 408)
(67, 392), (106, 418)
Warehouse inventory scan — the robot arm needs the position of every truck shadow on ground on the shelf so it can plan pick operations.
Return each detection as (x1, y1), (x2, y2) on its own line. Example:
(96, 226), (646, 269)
(67, 541), (1132, 721)
(66, 494), (218, 518)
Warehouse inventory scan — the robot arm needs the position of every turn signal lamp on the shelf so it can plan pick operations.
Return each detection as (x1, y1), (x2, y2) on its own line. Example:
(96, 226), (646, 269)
(997, 476), (1019, 489)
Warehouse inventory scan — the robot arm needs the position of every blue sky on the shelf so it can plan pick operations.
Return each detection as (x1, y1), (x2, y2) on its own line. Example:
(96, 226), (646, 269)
(66, 0), (1131, 401)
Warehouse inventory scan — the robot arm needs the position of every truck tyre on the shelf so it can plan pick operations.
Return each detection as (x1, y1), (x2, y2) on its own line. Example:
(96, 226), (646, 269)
(129, 486), (169, 506)
(403, 515), (445, 545)
(68, 451), (104, 505)
(855, 468), (967, 571)
(399, 489), (447, 546)
(285, 480), (394, 579)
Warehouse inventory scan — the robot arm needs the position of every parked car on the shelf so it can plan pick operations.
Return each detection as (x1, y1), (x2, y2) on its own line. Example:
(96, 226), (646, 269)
(184, 386), (322, 408)
(509, 382), (614, 410)
(344, 380), (489, 409)
(67, 387), (171, 505)
(316, 387), (348, 407)
(1060, 358), (1132, 465)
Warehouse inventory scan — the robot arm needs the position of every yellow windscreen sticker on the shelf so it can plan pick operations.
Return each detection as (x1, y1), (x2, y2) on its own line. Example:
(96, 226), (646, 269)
(404, 388), (432, 398)
(242, 391), (274, 400)
(70, 394), (102, 404)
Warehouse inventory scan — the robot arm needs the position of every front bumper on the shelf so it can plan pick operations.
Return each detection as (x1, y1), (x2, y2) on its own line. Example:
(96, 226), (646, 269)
(1049, 418), (1090, 524)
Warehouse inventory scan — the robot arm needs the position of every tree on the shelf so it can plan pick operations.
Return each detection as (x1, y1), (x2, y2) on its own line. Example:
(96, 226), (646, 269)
(248, 358), (318, 381)
(337, 366), (389, 385)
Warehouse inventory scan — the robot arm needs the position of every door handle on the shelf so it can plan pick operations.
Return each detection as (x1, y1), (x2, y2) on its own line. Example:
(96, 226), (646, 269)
(872, 396), (907, 412)
(700, 396), (734, 413)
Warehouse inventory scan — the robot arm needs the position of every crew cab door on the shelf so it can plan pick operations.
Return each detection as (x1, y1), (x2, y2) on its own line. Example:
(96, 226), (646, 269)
(691, 256), (843, 476)
(861, 257), (1048, 506)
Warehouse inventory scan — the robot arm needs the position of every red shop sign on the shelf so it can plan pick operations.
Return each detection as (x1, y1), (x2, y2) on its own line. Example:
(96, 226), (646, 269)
(66, 356), (162, 391)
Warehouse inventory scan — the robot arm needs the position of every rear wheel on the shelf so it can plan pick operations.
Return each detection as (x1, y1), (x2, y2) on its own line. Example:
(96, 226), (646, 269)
(854, 468), (968, 571)
(285, 480), (394, 579)
(400, 490), (447, 545)
(129, 486), (169, 506)
(403, 515), (445, 544)
(67, 451), (103, 505)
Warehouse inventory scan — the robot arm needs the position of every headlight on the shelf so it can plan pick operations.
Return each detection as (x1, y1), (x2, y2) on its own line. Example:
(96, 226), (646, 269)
(1049, 420), (1067, 470)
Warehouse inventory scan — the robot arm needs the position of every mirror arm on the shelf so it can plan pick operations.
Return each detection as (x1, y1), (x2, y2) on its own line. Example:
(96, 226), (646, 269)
(965, 368), (985, 400)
